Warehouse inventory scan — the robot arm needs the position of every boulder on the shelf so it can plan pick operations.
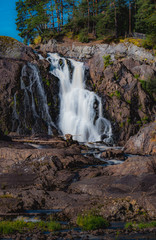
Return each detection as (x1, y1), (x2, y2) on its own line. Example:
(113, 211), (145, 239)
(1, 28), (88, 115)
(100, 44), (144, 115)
(101, 149), (125, 160)
(0, 129), (12, 141)
(124, 121), (156, 155)
(0, 36), (35, 61)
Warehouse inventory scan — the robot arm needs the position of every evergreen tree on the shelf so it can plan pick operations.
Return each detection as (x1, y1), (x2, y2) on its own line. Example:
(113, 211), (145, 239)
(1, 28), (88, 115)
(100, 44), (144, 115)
(16, 0), (49, 43)
(15, 0), (156, 46)
(135, 0), (156, 34)
(135, 0), (156, 48)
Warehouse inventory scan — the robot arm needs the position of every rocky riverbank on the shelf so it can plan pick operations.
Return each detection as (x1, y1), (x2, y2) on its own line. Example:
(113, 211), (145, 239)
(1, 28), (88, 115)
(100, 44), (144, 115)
(0, 135), (155, 220)
(0, 135), (156, 239)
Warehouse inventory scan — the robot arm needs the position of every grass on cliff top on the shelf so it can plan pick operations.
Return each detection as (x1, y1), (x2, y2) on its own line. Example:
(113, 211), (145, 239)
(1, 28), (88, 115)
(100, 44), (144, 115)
(125, 221), (156, 230)
(0, 220), (61, 235)
(77, 212), (109, 231)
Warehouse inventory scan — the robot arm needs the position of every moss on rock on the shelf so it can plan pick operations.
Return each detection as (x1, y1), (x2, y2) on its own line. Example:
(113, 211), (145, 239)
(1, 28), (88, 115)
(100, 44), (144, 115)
(0, 36), (24, 59)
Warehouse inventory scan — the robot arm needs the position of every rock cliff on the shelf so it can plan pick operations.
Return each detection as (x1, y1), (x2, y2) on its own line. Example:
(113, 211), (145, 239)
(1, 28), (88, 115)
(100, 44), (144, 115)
(36, 39), (156, 144)
(0, 36), (156, 146)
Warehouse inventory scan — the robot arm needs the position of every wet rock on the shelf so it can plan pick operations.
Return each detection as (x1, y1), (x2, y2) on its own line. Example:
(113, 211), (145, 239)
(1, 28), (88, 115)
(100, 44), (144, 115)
(65, 134), (76, 146)
(0, 58), (24, 132)
(101, 149), (125, 160)
(37, 40), (156, 144)
(0, 129), (12, 141)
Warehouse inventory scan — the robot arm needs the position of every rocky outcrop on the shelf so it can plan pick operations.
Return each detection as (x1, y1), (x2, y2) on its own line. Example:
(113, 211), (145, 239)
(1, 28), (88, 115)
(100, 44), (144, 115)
(0, 37), (59, 135)
(124, 121), (156, 155)
(38, 40), (156, 63)
(93, 57), (156, 144)
(0, 36), (155, 144)
(36, 39), (156, 144)
(0, 137), (156, 222)
(0, 36), (35, 61)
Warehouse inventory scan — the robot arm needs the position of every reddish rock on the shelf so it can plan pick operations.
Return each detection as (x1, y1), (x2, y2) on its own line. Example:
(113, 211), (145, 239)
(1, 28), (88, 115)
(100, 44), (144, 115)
(0, 36), (35, 61)
(105, 155), (156, 176)
(124, 121), (156, 155)
(101, 149), (125, 160)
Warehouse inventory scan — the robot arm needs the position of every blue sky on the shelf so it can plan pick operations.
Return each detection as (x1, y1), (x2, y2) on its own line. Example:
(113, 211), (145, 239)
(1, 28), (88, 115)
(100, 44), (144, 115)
(0, 0), (21, 41)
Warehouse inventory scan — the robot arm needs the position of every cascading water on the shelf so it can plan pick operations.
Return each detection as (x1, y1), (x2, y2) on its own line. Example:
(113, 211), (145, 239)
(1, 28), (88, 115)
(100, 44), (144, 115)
(12, 63), (55, 135)
(47, 53), (112, 143)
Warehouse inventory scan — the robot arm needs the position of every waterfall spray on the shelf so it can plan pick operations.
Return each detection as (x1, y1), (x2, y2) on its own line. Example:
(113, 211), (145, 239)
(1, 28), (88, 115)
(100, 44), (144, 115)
(47, 53), (112, 143)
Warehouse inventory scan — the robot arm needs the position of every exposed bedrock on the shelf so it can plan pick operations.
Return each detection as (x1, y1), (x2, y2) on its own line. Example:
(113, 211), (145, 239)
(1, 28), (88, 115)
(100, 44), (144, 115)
(0, 36), (155, 147)
(0, 137), (156, 222)
(124, 121), (156, 155)
(0, 37), (59, 135)
(37, 40), (156, 144)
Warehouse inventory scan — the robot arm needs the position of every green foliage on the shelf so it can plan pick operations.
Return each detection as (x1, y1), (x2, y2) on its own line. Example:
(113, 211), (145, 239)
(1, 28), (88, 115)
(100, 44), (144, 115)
(109, 92), (115, 98)
(125, 222), (133, 229)
(103, 55), (113, 68)
(139, 78), (156, 98)
(135, 0), (156, 35)
(136, 120), (142, 127)
(125, 221), (156, 230)
(4, 130), (9, 135)
(114, 72), (119, 81)
(15, 0), (156, 47)
(134, 74), (140, 80)
(43, 78), (50, 87)
(78, 29), (89, 43)
(46, 221), (61, 231)
(0, 194), (13, 198)
(141, 116), (149, 124)
(135, 0), (156, 49)
(142, 34), (156, 50)
(120, 122), (124, 128)
(48, 102), (51, 107)
(34, 35), (42, 45)
(76, 212), (109, 231)
(114, 90), (121, 99)
(126, 100), (131, 104)
(0, 220), (61, 235)
(109, 90), (121, 99)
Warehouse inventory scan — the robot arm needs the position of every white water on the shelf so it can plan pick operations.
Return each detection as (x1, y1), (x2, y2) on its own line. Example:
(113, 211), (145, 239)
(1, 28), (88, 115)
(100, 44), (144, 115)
(12, 93), (20, 133)
(47, 53), (112, 143)
(12, 63), (55, 135)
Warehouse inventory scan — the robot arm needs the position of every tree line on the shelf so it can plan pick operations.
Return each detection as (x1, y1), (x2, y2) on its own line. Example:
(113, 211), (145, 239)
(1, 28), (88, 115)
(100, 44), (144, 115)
(16, 0), (156, 47)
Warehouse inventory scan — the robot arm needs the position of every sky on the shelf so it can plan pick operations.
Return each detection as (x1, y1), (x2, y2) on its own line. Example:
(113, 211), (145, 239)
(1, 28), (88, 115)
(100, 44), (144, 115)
(0, 0), (21, 41)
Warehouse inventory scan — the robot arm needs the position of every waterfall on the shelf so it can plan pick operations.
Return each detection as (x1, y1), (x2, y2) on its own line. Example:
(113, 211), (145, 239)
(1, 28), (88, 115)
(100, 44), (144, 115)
(12, 93), (20, 133)
(47, 53), (112, 143)
(13, 63), (55, 135)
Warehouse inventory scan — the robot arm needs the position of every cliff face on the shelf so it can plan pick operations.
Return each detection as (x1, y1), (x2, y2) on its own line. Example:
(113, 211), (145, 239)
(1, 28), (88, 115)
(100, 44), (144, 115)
(0, 36), (155, 145)
(0, 37), (59, 136)
(0, 37), (34, 134)
(37, 39), (156, 144)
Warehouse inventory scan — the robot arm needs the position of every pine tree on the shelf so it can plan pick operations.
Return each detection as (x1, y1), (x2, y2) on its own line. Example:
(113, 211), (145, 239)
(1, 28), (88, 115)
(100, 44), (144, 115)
(15, 0), (156, 46)
(16, 0), (50, 43)
(135, 0), (156, 34)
